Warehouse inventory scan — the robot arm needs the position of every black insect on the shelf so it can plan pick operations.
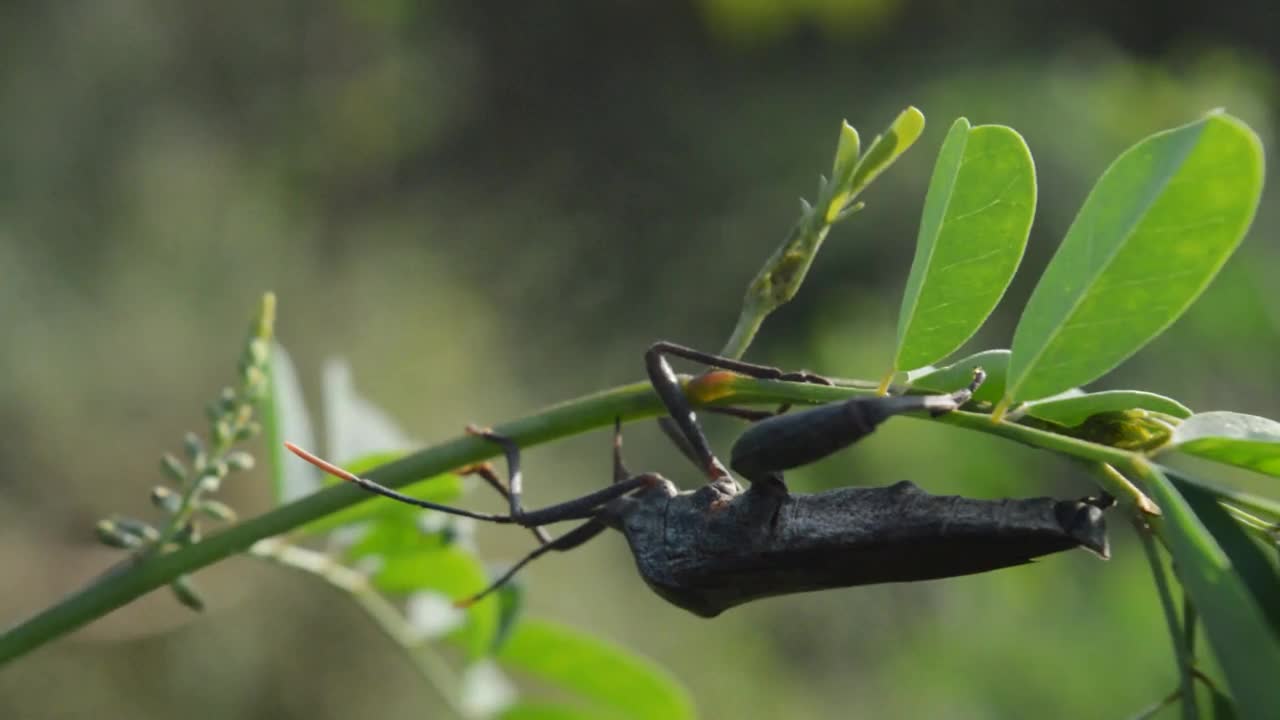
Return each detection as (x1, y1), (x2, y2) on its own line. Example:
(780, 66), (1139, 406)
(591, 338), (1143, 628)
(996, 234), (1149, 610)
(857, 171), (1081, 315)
(288, 342), (1109, 618)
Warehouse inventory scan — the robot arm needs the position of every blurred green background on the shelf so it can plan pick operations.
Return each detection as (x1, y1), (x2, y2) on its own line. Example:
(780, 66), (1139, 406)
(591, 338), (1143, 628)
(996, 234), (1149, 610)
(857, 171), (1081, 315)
(2, 1), (1277, 718)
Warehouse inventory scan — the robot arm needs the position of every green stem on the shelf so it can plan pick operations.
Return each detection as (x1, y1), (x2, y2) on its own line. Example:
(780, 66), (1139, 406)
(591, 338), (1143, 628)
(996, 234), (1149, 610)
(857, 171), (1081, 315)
(0, 375), (1155, 667)
(250, 538), (463, 718)
(1134, 515), (1198, 720)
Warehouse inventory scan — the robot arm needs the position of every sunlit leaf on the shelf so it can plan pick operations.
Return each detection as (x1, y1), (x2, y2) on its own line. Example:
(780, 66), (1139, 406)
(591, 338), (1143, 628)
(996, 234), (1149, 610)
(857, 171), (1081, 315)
(1138, 464), (1280, 719)
(374, 546), (500, 660)
(893, 119), (1035, 372)
(1166, 411), (1280, 478)
(1003, 113), (1264, 407)
(264, 342), (319, 504)
(826, 106), (925, 220)
(1024, 390), (1191, 427)
(498, 618), (696, 720)
(906, 349), (1009, 404)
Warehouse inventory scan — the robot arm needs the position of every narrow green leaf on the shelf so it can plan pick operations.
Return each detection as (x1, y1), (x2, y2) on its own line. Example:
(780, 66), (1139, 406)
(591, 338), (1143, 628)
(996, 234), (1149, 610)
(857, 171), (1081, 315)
(1003, 113), (1264, 406)
(264, 342), (319, 504)
(848, 106), (925, 195)
(906, 349), (1009, 404)
(1168, 472), (1280, 523)
(1168, 469), (1280, 638)
(498, 703), (615, 720)
(1138, 463), (1280, 719)
(298, 451), (463, 535)
(374, 546), (500, 660)
(831, 120), (860, 181)
(1167, 411), (1280, 477)
(1024, 390), (1191, 427)
(893, 119), (1036, 372)
(498, 618), (696, 720)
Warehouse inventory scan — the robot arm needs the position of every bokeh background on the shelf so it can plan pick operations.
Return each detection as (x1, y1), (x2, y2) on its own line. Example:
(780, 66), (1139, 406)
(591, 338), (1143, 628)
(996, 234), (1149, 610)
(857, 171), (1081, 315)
(2, 1), (1278, 718)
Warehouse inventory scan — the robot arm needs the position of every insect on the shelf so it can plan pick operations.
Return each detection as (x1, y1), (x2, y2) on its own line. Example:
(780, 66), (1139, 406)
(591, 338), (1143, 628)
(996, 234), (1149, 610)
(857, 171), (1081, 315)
(287, 342), (1110, 617)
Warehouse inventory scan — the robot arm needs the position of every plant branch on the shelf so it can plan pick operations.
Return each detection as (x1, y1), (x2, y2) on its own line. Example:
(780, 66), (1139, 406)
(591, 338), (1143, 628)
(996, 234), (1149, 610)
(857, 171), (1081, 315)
(1134, 514), (1198, 720)
(249, 538), (463, 717)
(0, 373), (1160, 667)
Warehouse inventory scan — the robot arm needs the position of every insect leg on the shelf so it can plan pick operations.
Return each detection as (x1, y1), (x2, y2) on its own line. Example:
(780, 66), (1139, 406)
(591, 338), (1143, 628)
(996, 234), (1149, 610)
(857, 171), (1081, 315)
(285, 442), (659, 527)
(456, 518), (609, 608)
(456, 461), (551, 544)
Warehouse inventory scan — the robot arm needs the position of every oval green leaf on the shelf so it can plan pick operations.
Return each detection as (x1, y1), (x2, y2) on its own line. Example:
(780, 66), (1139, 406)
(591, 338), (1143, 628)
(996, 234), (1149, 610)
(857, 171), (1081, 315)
(1139, 464), (1280, 719)
(498, 618), (696, 720)
(1024, 390), (1192, 427)
(374, 546), (500, 660)
(906, 348), (1009, 405)
(893, 119), (1036, 372)
(1167, 411), (1280, 478)
(1003, 112), (1264, 406)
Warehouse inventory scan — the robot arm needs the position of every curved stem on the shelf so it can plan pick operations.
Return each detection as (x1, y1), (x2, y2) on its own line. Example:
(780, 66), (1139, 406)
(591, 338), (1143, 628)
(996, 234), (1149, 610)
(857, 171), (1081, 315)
(0, 374), (1152, 666)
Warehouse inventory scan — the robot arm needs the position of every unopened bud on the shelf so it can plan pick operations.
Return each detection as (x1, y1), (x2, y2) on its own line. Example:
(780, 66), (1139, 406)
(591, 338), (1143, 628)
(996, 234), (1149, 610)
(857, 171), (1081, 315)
(95, 519), (142, 549)
(183, 432), (203, 459)
(160, 454), (186, 483)
(197, 499), (238, 522)
(225, 450), (255, 472)
(170, 575), (206, 612)
(150, 485), (182, 513)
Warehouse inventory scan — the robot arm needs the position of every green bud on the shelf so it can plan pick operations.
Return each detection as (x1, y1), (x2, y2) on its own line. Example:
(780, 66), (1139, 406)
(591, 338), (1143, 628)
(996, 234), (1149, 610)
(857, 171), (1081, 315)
(95, 519), (142, 549)
(113, 516), (161, 543)
(170, 575), (206, 612)
(213, 419), (233, 446)
(219, 386), (238, 411)
(160, 454), (186, 483)
(246, 338), (270, 368)
(183, 432), (203, 459)
(150, 485), (182, 513)
(197, 499), (238, 522)
(175, 521), (202, 545)
(225, 450), (255, 472)
(235, 421), (262, 441)
(198, 472), (223, 493)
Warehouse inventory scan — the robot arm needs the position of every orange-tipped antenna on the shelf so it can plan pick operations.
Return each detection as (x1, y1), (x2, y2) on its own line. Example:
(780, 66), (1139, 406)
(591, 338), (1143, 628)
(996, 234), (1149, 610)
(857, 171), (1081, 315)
(285, 442), (362, 483)
(283, 442), (508, 523)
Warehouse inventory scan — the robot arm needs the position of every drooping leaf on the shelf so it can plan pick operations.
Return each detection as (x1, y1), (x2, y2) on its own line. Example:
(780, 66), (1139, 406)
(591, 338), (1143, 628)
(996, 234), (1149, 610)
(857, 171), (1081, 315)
(322, 357), (417, 464)
(1167, 469), (1280, 638)
(1002, 113), (1264, 408)
(1166, 411), (1280, 478)
(374, 546), (500, 660)
(264, 342), (319, 504)
(1024, 390), (1192, 427)
(906, 349), (1009, 404)
(498, 618), (696, 720)
(1138, 464), (1280, 719)
(893, 119), (1035, 372)
(1167, 472), (1280, 523)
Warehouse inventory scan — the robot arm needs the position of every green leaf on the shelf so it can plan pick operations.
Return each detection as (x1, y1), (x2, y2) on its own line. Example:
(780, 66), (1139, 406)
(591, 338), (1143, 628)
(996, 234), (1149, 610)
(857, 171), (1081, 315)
(1002, 113), (1264, 408)
(298, 451), (463, 535)
(831, 120), (860, 182)
(1168, 469), (1280, 638)
(906, 349), (1009, 405)
(498, 703), (615, 720)
(1138, 464), (1280, 719)
(374, 546), (500, 660)
(264, 342), (319, 504)
(893, 119), (1036, 372)
(1167, 411), (1280, 477)
(1168, 473), (1280, 523)
(826, 106), (925, 221)
(1024, 390), (1191, 427)
(498, 618), (696, 720)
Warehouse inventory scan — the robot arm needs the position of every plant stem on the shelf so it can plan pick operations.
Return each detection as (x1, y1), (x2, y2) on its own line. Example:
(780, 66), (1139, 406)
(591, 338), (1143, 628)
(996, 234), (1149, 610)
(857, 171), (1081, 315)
(0, 374), (1157, 666)
(1134, 515), (1198, 720)
(250, 538), (463, 718)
